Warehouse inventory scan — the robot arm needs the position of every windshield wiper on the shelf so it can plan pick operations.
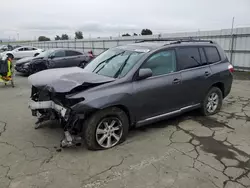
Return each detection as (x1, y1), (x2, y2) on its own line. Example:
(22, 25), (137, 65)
(93, 51), (125, 73)
(113, 54), (132, 78)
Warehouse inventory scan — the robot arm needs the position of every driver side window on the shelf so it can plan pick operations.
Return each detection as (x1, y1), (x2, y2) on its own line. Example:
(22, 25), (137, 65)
(52, 50), (65, 58)
(141, 50), (176, 76)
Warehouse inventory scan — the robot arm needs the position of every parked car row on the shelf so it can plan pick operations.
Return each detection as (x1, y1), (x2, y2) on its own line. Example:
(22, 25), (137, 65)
(28, 39), (234, 150)
(15, 49), (93, 75)
(0, 44), (95, 75)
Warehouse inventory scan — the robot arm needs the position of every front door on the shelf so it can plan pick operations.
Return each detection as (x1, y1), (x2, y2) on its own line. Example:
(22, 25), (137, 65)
(133, 49), (183, 122)
(15, 47), (26, 58)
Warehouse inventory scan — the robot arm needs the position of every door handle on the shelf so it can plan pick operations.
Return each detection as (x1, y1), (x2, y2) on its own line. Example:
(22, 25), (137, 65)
(205, 71), (211, 77)
(173, 78), (181, 85)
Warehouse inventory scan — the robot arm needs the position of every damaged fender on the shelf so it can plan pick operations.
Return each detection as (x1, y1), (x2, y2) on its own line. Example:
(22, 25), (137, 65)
(69, 92), (136, 124)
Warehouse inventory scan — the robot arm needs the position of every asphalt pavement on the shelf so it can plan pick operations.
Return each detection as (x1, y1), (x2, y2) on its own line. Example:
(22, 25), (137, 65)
(0, 73), (250, 188)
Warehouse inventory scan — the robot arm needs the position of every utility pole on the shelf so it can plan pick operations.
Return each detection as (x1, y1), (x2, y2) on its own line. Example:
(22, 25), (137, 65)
(17, 33), (19, 41)
(230, 17), (235, 37)
(229, 17), (235, 63)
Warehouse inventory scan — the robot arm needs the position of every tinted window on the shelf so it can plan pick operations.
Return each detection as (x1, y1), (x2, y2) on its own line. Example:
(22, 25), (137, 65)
(18, 48), (24, 51)
(32, 48), (37, 50)
(66, 50), (82, 56)
(177, 47), (201, 70)
(25, 47), (35, 51)
(204, 47), (221, 63)
(142, 50), (176, 76)
(199, 48), (207, 65)
(54, 50), (65, 58)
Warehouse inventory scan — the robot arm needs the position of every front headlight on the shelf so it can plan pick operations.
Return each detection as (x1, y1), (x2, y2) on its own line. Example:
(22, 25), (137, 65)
(23, 63), (30, 67)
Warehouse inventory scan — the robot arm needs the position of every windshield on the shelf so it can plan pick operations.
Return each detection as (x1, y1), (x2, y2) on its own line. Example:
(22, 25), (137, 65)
(84, 48), (144, 78)
(36, 49), (55, 58)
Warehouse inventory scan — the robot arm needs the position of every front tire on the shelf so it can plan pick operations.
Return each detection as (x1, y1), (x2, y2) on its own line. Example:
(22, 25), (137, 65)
(201, 87), (223, 116)
(84, 107), (129, 150)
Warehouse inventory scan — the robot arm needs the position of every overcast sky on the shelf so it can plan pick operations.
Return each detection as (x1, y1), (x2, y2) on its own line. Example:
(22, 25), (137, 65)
(1, 0), (250, 40)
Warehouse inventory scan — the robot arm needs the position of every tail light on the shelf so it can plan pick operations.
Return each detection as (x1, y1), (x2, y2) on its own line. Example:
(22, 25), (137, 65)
(228, 64), (234, 73)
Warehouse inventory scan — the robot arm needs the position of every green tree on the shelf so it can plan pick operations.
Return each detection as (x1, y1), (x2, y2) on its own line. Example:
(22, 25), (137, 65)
(75, 31), (83, 39)
(61, 34), (69, 40)
(38, 36), (50, 41)
(122, 33), (131, 37)
(55, 35), (61, 40)
(141, 29), (153, 35)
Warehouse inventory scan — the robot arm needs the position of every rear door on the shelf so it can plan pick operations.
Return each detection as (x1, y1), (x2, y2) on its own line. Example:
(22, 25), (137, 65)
(176, 46), (213, 106)
(133, 49), (183, 121)
(25, 47), (39, 57)
(64, 50), (83, 67)
(49, 50), (67, 68)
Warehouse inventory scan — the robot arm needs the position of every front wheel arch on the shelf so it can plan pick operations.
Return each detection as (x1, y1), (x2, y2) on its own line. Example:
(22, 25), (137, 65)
(6, 53), (14, 59)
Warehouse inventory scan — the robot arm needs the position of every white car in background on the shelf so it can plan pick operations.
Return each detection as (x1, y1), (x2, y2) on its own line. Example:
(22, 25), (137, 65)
(1, 46), (43, 59)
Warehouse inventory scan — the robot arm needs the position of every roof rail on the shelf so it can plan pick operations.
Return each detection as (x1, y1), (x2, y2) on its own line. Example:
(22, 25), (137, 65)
(135, 38), (214, 44)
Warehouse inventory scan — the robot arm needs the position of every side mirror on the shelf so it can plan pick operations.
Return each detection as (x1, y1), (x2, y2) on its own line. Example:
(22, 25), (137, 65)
(137, 68), (152, 80)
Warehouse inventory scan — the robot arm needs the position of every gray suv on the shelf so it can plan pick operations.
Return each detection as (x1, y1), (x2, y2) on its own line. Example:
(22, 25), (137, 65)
(28, 39), (233, 150)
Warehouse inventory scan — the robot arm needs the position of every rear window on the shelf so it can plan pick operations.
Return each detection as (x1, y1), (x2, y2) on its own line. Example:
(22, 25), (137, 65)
(177, 47), (201, 70)
(204, 47), (221, 63)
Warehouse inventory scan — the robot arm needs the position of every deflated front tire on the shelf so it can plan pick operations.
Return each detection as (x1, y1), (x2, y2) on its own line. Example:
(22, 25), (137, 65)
(83, 107), (129, 150)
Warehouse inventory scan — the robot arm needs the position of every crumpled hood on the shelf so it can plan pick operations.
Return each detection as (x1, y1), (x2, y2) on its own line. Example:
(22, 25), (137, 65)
(16, 57), (35, 65)
(28, 67), (115, 93)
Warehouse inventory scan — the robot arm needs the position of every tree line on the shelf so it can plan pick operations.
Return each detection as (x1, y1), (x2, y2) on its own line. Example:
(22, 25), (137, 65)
(38, 29), (153, 41)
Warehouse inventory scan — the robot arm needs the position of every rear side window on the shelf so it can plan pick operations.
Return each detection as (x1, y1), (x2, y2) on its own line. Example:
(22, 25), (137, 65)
(177, 47), (201, 70)
(66, 50), (82, 56)
(204, 47), (221, 63)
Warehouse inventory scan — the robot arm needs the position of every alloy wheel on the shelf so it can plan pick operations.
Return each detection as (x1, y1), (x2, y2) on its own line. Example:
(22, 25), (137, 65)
(95, 117), (123, 148)
(206, 92), (219, 113)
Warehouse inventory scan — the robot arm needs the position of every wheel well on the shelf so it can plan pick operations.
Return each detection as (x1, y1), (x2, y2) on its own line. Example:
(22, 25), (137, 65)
(211, 82), (225, 97)
(79, 61), (87, 66)
(7, 53), (14, 58)
(112, 105), (132, 127)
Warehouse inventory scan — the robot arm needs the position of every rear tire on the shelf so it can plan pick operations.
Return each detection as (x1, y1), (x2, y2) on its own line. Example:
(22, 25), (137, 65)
(79, 61), (87, 68)
(201, 87), (223, 116)
(84, 107), (129, 150)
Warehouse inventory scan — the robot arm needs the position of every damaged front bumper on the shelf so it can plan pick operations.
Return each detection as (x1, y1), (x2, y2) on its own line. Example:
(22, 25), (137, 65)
(29, 101), (68, 118)
(15, 65), (30, 74)
(29, 101), (83, 147)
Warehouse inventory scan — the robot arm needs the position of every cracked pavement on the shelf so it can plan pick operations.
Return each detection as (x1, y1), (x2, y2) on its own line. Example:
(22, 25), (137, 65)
(0, 75), (250, 188)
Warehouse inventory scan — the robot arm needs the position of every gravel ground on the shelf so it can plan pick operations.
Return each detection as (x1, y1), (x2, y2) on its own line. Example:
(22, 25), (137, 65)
(0, 73), (249, 188)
